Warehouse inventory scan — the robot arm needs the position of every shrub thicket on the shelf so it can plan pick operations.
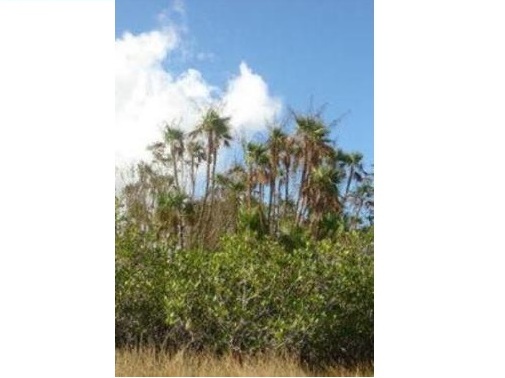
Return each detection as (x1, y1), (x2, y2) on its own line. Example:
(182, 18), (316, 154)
(115, 225), (373, 367)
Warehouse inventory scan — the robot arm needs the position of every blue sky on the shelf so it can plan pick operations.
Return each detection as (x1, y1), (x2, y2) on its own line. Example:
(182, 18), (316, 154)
(116, 0), (373, 168)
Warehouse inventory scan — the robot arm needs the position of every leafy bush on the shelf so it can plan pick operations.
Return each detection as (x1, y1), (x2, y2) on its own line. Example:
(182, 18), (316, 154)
(115, 203), (172, 347)
(162, 230), (373, 366)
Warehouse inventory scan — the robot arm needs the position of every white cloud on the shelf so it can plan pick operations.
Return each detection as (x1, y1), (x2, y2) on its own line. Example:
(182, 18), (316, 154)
(116, 24), (282, 174)
(223, 62), (282, 134)
(115, 28), (214, 169)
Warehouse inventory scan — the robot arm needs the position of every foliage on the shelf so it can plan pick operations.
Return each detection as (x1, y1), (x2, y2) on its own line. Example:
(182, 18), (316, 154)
(115, 199), (172, 346)
(118, 106), (373, 249)
(115, 105), (374, 367)
(164, 231), (373, 366)
(116, 221), (373, 366)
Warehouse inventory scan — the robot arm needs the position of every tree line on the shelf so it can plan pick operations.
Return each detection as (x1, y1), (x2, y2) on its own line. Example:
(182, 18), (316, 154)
(116, 106), (373, 250)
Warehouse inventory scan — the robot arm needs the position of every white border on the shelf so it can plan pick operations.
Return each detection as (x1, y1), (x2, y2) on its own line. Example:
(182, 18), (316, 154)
(376, 0), (505, 376)
(1, 0), (505, 377)
(0, 1), (114, 376)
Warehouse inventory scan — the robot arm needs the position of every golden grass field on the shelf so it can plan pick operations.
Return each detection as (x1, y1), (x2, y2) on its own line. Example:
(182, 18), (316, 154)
(115, 348), (374, 377)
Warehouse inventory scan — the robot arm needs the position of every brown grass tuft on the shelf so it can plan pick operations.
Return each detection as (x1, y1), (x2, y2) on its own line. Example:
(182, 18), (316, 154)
(115, 347), (373, 376)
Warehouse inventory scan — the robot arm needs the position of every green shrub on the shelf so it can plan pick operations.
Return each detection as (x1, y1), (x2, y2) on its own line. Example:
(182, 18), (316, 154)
(162, 230), (373, 366)
(115, 214), (172, 347)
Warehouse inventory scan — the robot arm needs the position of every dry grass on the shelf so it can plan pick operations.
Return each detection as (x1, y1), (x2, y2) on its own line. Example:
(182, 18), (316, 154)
(115, 347), (373, 377)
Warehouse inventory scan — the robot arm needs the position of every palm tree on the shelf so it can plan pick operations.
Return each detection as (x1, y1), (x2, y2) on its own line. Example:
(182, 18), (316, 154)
(278, 134), (298, 217)
(348, 167), (374, 229)
(341, 151), (365, 202)
(294, 113), (334, 225)
(215, 165), (246, 234)
(189, 108), (232, 234)
(185, 139), (205, 200)
(306, 164), (342, 237)
(244, 141), (269, 208)
(266, 126), (287, 233)
(163, 124), (185, 192)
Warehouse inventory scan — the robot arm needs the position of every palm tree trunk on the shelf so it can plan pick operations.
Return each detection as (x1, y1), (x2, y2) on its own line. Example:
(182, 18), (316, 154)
(203, 137), (213, 208)
(275, 176), (282, 234)
(344, 166), (355, 202)
(284, 162), (290, 215)
(259, 182), (264, 211)
(296, 162), (306, 221)
(172, 152), (180, 191)
(197, 136), (212, 241)
(247, 170), (252, 209)
(296, 145), (309, 224)
(268, 176), (275, 233)
(208, 147), (218, 223)
(190, 159), (196, 200)
(353, 199), (364, 230)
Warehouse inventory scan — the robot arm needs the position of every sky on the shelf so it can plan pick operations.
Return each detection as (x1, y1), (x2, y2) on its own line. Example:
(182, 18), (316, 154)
(116, 0), (373, 171)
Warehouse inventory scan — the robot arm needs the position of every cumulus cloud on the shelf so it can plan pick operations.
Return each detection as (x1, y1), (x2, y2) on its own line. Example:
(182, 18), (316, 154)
(223, 62), (282, 134)
(116, 23), (282, 172)
(115, 28), (214, 168)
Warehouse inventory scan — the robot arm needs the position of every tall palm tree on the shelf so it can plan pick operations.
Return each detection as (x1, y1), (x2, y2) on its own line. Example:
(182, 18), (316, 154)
(215, 165), (246, 234)
(294, 114), (334, 225)
(279, 134), (298, 217)
(342, 151), (365, 201)
(185, 139), (205, 200)
(244, 141), (269, 208)
(189, 108), (232, 232)
(348, 167), (374, 229)
(163, 124), (185, 192)
(266, 126), (287, 233)
(306, 164), (342, 237)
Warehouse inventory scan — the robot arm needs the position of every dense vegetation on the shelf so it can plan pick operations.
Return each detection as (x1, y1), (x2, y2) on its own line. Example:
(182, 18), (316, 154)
(115, 106), (374, 369)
